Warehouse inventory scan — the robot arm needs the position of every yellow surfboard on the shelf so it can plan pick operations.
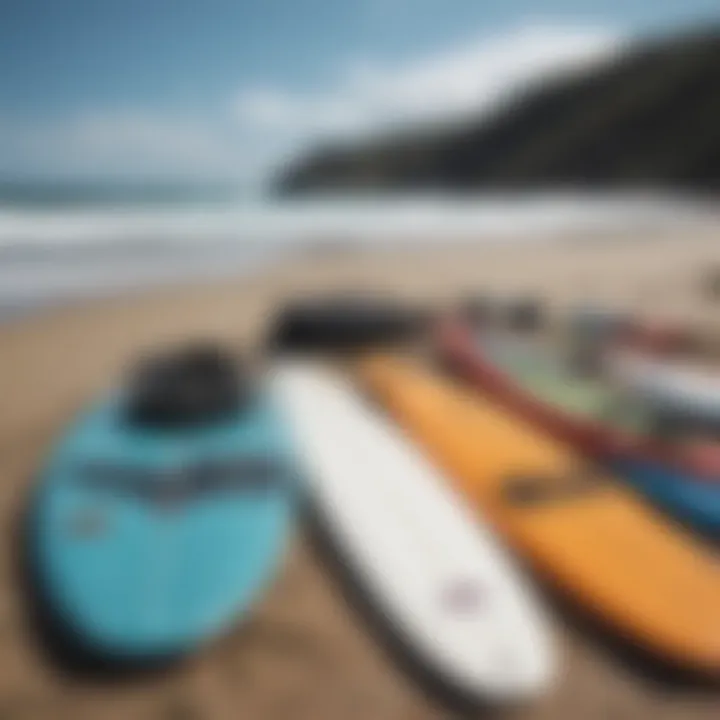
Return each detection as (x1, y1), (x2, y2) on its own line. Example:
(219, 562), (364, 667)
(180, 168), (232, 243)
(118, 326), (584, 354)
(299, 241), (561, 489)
(358, 355), (720, 676)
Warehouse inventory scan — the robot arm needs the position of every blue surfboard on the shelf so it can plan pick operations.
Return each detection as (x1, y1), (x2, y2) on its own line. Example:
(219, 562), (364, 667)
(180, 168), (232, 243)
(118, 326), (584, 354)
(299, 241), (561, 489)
(608, 456), (720, 537)
(31, 352), (296, 660)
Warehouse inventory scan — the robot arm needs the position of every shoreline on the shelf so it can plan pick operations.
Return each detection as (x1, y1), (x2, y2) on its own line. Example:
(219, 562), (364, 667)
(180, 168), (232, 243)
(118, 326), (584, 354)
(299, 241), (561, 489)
(2, 226), (720, 449)
(1, 193), (718, 329)
(3, 218), (719, 324)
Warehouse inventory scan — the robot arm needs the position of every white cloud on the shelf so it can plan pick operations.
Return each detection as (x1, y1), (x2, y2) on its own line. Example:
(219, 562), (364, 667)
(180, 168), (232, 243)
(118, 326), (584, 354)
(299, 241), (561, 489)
(237, 23), (625, 144)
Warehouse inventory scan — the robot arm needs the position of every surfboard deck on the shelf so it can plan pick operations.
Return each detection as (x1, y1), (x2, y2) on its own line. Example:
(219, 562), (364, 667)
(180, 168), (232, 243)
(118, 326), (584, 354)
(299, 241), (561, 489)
(271, 362), (554, 702)
(484, 336), (720, 528)
(438, 322), (720, 531)
(33, 388), (296, 659)
(358, 355), (720, 676)
(477, 329), (720, 529)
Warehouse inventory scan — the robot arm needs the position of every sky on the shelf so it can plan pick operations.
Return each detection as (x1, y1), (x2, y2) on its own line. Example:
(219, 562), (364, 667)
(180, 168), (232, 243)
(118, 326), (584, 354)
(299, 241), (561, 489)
(0, 0), (717, 184)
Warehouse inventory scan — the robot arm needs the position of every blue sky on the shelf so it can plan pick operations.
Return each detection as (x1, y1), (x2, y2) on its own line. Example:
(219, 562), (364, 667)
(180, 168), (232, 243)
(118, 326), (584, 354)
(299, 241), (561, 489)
(0, 0), (717, 183)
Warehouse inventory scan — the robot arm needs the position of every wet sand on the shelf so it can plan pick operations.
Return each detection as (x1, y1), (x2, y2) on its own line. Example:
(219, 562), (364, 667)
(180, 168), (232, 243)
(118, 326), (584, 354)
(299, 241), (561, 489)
(1, 227), (719, 719)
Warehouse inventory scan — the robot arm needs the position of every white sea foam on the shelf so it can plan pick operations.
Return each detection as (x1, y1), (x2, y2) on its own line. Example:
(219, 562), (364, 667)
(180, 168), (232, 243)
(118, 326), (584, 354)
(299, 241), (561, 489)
(0, 192), (714, 248)
(0, 192), (716, 320)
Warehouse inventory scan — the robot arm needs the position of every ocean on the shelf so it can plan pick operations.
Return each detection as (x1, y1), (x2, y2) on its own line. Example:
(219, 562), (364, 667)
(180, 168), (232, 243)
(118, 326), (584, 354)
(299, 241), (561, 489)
(0, 184), (716, 321)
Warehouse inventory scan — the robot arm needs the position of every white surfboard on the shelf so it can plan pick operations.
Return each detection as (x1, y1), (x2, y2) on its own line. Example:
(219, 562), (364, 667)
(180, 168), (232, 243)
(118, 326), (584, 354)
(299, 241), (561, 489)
(611, 351), (720, 423)
(270, 362), (555, 703)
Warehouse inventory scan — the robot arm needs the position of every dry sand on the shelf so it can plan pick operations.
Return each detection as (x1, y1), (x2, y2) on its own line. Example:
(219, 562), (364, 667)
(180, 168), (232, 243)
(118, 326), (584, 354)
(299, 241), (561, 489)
(0, 227), (719, 719)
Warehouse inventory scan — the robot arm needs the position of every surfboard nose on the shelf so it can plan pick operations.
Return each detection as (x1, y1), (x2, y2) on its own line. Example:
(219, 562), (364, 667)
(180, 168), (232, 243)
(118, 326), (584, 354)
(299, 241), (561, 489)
(417, 569), (555, 701)
(497, 635), (556, 699)
(458, 624), (555, 702)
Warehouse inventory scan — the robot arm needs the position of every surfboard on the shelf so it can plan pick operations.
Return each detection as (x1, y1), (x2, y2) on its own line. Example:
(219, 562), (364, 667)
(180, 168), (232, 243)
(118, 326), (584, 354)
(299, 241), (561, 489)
(611, 351), (720, 424)
(32, 353), (296, 659)
(358, 355), (720, 676)
(271, 362), (554, 702)
(438, 322), (720, 533)
(505, 339), (720, 531)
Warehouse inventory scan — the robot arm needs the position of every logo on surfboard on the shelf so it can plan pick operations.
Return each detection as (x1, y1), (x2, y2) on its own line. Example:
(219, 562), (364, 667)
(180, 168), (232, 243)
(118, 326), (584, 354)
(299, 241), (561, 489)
(441, 579), (485, 614)
(78, 456), (288, 506)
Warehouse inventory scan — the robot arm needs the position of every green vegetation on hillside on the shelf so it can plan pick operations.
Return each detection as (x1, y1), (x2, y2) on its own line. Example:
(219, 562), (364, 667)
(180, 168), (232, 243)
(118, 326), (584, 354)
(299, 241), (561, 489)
(277, 28), (720, 193)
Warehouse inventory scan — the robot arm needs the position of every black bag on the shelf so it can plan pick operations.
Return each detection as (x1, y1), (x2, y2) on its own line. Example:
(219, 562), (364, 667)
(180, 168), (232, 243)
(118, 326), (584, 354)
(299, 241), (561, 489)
(266, 294), (430, 353)
(124, 343), (244, 428)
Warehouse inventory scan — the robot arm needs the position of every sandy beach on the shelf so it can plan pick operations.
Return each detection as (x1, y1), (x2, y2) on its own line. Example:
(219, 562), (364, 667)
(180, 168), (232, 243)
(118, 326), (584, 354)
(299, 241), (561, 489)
(1, 226), (720, 719)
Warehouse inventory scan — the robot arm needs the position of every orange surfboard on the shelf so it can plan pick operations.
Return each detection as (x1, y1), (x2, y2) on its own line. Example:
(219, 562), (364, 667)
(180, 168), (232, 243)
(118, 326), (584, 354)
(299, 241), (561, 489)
(358, 355), (720, 676)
